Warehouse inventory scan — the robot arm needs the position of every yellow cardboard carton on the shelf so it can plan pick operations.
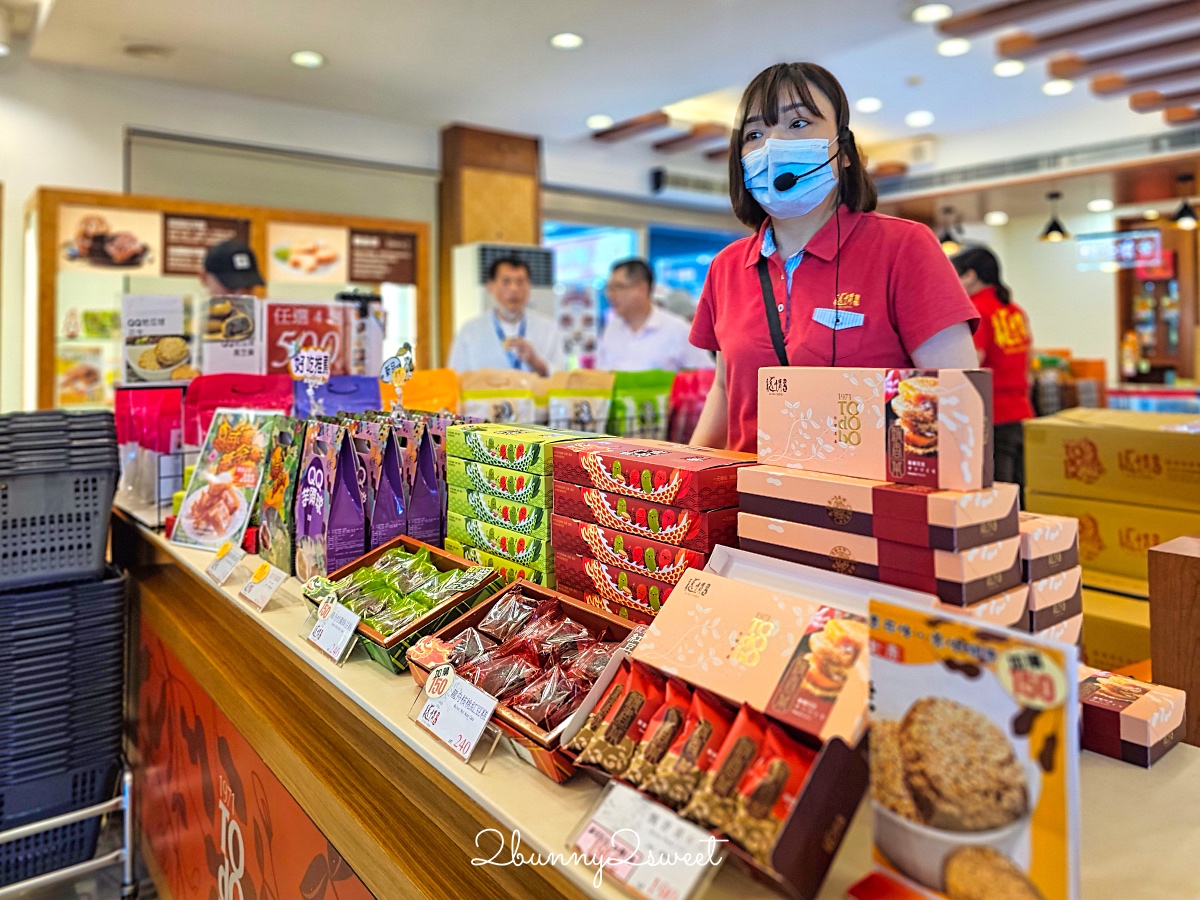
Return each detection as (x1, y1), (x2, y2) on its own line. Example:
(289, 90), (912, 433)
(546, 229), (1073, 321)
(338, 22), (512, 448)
(1024, 408), (1200, 512)
(1026, 491), (1200, 581)
(1082, 588), (1150, 672)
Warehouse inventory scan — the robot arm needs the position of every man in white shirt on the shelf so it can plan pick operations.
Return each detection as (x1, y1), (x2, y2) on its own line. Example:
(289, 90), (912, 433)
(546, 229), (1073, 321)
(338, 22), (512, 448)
(595, 258), (712, 372)
(448, 257), (565, 374)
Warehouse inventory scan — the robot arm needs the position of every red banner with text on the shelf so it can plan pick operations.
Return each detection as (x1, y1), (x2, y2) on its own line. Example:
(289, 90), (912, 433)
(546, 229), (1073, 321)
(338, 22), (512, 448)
(137, 623), (375, 900)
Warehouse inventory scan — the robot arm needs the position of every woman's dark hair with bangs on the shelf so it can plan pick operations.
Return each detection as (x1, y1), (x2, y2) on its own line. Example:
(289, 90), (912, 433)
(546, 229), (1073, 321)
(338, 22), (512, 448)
(728, 63), (877, 228)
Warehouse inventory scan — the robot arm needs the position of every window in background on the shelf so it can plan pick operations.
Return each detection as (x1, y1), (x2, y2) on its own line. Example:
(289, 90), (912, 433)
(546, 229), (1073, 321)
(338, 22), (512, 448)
(542, 221), (638, 367)
(647, 225), (743, 321)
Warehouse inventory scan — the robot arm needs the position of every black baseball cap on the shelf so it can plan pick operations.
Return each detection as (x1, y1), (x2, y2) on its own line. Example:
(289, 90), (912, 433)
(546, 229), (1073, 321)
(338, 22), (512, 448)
(203, 239), (265, 290)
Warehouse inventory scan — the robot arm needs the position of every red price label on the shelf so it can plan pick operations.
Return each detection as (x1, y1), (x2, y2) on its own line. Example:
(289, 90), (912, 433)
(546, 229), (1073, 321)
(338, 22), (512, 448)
(999, 649), (1066, 709)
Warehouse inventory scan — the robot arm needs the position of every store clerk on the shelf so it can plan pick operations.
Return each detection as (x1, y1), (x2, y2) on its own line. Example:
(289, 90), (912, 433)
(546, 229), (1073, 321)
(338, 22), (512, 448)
(448, 256), (565, 375)
(689, 63), (979, 452)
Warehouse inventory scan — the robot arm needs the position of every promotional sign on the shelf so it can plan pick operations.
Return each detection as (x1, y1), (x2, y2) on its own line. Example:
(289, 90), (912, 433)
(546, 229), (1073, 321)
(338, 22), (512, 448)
(264, 302), (347, 377)
(137, 626), (373, 900)
(201, 296), (262, 376)
(121, 295), (195, 383)
(267, 223), (349, 284)
(162, 214), (251, 276)
(416, 666), (498, 760)
(307, 597), (361, 663)
(348, 229), (416, 284)
(58, 204), (162, 274)
(1075, 229), (1161, 273)
(861, 597), (1080, 900)
(290, 346), (333, 386)
(205, 542), (246, 586)
(239, 562), (287, 611)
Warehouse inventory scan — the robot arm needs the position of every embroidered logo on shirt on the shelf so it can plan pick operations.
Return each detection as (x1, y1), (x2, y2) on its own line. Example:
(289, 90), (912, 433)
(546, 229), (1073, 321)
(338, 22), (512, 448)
(834, 292), (861, 308)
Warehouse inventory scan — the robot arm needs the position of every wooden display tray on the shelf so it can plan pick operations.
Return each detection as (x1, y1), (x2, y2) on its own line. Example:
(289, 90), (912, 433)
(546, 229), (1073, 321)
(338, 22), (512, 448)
(408, 580), (638, 781)
(306, 535), (500, 672)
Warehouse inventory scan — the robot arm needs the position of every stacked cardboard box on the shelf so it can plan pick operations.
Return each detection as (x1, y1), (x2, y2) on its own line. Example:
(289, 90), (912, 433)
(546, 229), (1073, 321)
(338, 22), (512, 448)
(745, 367), (1084, 644)
(442, 424), (588, 588)
(550, 438), (755, 623)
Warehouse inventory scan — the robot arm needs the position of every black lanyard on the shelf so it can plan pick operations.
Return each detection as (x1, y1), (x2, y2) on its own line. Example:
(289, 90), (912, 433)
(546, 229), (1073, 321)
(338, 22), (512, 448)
(756, 256), (790, 367)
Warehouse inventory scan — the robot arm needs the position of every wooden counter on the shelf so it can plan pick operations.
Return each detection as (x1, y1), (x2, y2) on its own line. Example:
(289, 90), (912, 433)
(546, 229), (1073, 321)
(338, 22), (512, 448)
(115, 506), (1200, 900)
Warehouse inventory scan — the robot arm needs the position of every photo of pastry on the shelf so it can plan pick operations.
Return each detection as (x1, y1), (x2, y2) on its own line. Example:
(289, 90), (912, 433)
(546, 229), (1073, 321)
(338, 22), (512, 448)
(125, 335), (192, 382)
(267, 223), (349, 284)
(273, 238), (340, 274)
(891, 375), (940, 457)
(177, 477), (247, 544)
(59, 206), (162, 275)
(203, 296), (256, 341)
(62, 212), (150, 268)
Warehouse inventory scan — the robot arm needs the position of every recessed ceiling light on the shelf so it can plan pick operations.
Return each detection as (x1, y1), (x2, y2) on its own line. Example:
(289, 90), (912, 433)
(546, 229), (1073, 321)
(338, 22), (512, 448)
(993, 59), (1025, 78)
(550, 32), (584, 49)
(911, 3), (953, 23)
(937, 37), (971, 57)
(1043, 79), (1074, 96)
(855, 97), (883, 114)
(984, 211), (1010, 227)
(0, 12), (10, 57)
(1144, 209), (1161, 220)
(1087, 198), (1115, 213)
(290, 50), (325, 69)
(905, 110), (936, 129)
(586, 114), (614, 130)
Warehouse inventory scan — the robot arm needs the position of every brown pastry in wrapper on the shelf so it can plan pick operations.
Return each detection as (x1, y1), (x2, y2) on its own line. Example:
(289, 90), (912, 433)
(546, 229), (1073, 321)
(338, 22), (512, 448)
(682, 705), (767, 831)
(624, 678), (693, 786)
(539, 617), (596, 665)
(577, 660), (666, 774)
(566, 641), (620, 683)
(446, 628), (497, 668)
(566, 662), (629, 752)
(642, 689), (735, 809)
(726, 723), (817, 868)
(458, 643), (540, 701)
(477, 591), (539, 642)
(510, 665), (586, 729)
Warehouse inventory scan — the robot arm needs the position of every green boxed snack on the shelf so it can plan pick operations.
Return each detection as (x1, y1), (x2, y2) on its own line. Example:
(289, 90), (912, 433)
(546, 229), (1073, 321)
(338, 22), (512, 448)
(446, 456), (553, 508)
(445, 423), (586, 475)
(608, 370), (676, 440)
(447, 485), (550, 540)
(447, 511), (553, 573)
(444, 537), (556, 588)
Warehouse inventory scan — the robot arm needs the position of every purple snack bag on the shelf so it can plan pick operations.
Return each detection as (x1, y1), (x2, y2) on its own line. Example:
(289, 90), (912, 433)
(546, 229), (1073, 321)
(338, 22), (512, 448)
(294, 422), (338, 582)
(370, 425), (408, 550)
(407, 425), (442, 547)
(326, 427), (366, 571)
(348, 419), (384, 539)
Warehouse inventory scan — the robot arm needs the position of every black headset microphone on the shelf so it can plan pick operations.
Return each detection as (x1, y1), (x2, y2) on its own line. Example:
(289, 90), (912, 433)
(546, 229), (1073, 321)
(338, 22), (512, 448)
(771, 128), (849, 366)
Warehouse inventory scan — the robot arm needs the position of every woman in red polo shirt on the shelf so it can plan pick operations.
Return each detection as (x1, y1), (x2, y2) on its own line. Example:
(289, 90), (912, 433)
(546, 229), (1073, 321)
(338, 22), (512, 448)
(689, 63), (979, 452)
(952, 246), (1035, 496)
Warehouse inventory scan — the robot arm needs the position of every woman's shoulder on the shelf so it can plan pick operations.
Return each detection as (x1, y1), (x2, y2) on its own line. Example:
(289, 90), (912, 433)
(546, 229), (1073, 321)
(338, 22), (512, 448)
(854, 210), (939, 245)
(708, 230), (760, 274)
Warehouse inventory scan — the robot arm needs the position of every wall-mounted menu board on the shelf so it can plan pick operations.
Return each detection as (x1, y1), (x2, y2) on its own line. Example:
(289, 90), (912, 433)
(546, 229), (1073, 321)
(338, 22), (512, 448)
(25, 188), (430, 409)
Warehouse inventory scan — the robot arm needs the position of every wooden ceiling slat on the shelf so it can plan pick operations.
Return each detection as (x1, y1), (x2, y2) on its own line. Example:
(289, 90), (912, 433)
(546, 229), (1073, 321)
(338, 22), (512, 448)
(998, 0), (1200, 60)
(652, 123), (729, 153)
(590, 111), (671, 143)
(1165, 105), (1200, 124)
(938, 0), (1096, 38)
(1051, 31), (1200, 79)
(703, 146), (730, 161)
(1093, 60), (1200, 96)
(1131, 87), (1200, 112)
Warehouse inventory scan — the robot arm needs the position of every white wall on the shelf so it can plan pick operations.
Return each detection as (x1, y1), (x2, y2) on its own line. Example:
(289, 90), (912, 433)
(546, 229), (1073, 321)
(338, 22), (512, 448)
(0, 55), (439, 410)
(969, 212), (1119, 381)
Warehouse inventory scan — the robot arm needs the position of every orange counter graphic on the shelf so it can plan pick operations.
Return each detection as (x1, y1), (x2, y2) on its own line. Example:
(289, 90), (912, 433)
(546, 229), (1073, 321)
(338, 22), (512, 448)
(136, 623), (374, 900)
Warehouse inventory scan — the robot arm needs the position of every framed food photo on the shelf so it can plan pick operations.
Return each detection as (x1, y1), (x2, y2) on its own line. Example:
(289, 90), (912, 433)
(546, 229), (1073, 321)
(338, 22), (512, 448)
(172, 409), (273, 551)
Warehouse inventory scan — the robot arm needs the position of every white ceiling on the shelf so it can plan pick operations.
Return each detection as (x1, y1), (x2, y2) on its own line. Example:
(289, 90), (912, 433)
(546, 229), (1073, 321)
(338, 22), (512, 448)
(27, 0), (1188, 162)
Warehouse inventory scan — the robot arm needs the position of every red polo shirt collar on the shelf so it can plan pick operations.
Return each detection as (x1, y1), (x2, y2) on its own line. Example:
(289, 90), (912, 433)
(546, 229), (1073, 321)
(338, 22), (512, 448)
(740, 207), (868, 268)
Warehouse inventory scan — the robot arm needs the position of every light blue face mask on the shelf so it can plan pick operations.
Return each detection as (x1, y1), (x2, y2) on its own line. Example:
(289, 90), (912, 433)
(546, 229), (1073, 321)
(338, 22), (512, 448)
(742, 137), (839, 219)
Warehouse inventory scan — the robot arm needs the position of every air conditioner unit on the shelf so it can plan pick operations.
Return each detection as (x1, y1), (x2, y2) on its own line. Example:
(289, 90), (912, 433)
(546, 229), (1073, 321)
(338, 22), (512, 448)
(450, 243), (557, 336)
(650, 168), (732, 209)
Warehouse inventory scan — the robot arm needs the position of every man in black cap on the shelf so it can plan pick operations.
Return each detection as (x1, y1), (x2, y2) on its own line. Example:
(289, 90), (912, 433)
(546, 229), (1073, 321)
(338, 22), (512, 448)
(201, 239), (265, 295)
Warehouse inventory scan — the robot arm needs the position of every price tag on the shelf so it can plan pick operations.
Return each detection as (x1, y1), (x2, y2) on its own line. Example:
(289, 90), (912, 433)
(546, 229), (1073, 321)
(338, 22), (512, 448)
(238, 562), (287, 611)
(416, 674), (498, 761)
(572, 782), (725, 900)
(206, 541), (246, 585)
(306, 597), (361, 662)
(288, 345), (332, 386)
(426, 663), (455, 699)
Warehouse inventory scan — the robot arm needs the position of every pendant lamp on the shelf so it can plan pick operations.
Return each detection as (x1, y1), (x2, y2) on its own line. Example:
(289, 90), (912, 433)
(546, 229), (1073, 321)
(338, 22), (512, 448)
(1172, 174), (1197, 231)
(1039, 191), (1068, 242)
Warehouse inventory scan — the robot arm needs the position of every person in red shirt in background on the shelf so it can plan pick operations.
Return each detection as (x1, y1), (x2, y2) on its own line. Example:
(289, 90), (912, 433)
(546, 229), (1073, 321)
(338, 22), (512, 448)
(953, 247), (1035, 501)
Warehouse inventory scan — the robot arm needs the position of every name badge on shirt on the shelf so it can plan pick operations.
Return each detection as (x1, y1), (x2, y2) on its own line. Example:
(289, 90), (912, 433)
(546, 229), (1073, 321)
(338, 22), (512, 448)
(812, 308), (865, 330)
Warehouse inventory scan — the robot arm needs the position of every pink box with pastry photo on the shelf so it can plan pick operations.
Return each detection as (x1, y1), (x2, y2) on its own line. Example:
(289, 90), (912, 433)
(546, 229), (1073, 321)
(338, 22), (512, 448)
(757, 367), (993, 492)
(1079, 667), (1186, 767)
